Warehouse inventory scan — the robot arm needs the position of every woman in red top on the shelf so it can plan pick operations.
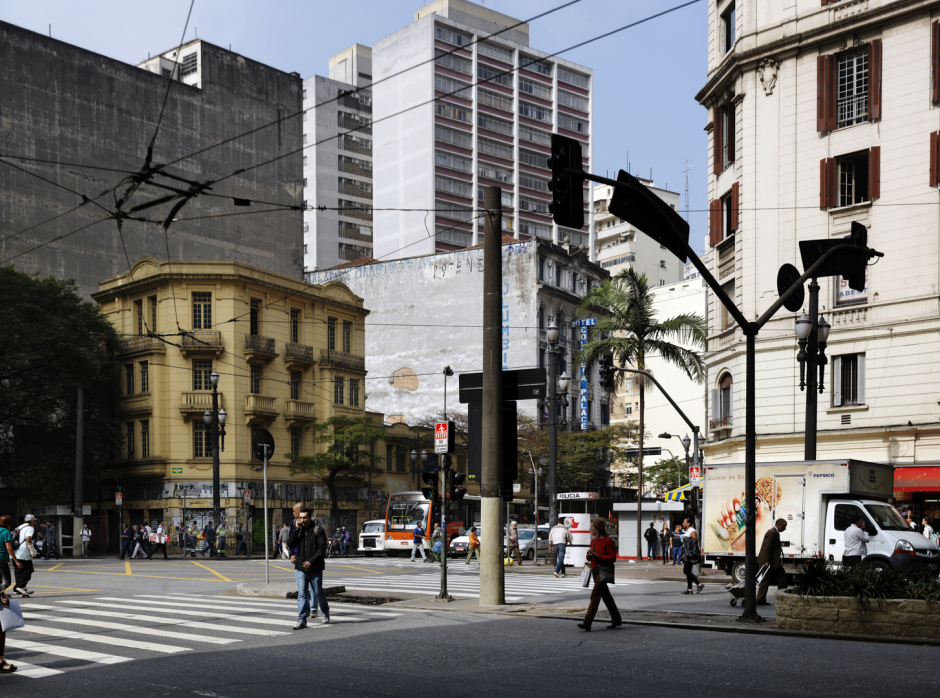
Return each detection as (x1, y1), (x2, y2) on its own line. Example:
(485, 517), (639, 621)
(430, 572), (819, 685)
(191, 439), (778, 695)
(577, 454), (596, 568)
(578, 518), (622, 631)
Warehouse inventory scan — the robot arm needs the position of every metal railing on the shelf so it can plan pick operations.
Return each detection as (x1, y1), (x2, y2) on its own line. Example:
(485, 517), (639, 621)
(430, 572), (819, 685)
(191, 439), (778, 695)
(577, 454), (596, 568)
(338, 159), (372, 178)
(181, 330), (222, 349)
(119, 336), (166, 354)
(709, 414), (733, 430)
(837, 93), (868, 129)
(338, 114), (372, 133)
(320, 349), (366, 372)
(244, 334), (276, 355)
(339, 94), (372, 113)
(285, 342), (314, 364)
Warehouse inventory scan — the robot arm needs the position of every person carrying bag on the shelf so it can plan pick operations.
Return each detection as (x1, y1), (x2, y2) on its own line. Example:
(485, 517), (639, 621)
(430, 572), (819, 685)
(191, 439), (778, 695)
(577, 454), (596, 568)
(577, 519), (622, 632)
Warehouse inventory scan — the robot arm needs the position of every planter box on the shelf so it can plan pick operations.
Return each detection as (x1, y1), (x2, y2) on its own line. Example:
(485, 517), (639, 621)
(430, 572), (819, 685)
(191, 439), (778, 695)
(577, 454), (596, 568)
(776, 590), (940, 639)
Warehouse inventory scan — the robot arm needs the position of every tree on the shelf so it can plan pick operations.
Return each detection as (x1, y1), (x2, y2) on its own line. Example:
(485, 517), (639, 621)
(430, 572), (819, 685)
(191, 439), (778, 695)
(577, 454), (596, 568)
(576, 267), (706, 560)
(645, 457), (690, 496)
(288, 414), (385, 528)
(0, 267), (122, 499)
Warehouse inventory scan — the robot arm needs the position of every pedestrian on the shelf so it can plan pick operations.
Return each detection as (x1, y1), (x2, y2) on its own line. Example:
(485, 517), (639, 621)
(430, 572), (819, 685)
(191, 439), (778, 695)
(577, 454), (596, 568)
(0, 588), (17, 674)
(756, 518), (788, 605)
(131, 525), (147, 559)
(280, 519), (294, 560)
(12, 514), (36, 597)
(549, 517), (572, 577)
(0, 516), (15, 594)
(923, 517), (936, 543)
(139, 522), (151, 559)
(235, 524), (247, 556)
(660, 524), (671, 564)
(643, 521), (658, 561)
(465, 526), (480, 563)
(148, 521), (169, 559)
(216, 521), (227, 557)
(43, 520), (58, 560)
(80, 523), (92, 558)
(411, 521), (427, 562)
(204, 520), (217, 558)
(670, 524), (683, 565)
(577, 518), (622, 632)
(187, 521), (198, 558)
(680, 518), (704, 595)
(843, 512), (869, 567)
(120, 522), (134, 560)
(429, 523), (443, 563)
(288, 507), (330, 629)
(506, 522), (521, 565)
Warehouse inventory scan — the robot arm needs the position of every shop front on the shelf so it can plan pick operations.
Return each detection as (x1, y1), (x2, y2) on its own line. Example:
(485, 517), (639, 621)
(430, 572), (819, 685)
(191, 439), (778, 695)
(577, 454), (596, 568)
(893, 465), (940, 535)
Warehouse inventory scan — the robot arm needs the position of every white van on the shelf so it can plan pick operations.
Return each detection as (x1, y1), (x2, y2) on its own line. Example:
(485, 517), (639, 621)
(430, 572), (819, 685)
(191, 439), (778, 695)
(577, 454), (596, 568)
(358, 519), (386, 557)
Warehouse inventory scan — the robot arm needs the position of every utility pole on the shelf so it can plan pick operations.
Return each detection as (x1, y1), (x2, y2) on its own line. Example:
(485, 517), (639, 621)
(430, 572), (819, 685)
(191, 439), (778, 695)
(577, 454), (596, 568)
(73, 386), (84, 557)
(480, 185), (505, 606)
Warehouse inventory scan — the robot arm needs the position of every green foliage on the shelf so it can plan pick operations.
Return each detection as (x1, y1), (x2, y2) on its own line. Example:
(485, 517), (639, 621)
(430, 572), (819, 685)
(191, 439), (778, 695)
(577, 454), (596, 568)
(791, 557), (940, 603)
(0, 267), (122, 495)
(645, 457), (690, 494)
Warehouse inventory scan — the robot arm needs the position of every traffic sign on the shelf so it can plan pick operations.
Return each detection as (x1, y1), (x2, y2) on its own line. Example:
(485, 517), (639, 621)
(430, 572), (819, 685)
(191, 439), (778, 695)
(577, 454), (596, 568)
(458, 368), (545, 403)
(115, 492), (123, 506)
(435, 420), (454, 454)
(689, 466), (702, 486)
(243, 489), (251, 504)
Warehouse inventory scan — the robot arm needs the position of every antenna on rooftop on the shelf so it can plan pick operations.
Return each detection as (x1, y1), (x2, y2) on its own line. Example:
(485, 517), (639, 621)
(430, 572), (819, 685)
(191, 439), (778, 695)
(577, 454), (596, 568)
(681, 158), (694, 223)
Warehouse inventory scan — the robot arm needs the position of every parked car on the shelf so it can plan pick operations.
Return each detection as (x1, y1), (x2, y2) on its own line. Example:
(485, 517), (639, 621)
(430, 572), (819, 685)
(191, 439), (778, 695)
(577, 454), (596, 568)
(504, 525), (550, 560)
(358, 519), (386, 557)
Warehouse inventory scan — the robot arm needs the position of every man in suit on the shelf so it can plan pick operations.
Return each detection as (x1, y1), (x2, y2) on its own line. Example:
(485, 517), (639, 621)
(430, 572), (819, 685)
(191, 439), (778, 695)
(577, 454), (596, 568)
(756, 518), (788, 605)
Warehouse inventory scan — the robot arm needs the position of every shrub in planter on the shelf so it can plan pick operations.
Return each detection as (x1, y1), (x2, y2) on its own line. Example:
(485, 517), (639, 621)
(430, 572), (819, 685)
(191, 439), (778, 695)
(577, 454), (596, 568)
(790, 557), (940, 603)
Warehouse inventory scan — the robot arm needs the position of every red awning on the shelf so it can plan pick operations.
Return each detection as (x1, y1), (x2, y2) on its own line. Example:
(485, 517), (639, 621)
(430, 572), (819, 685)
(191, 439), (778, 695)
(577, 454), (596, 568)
(894, 466), (940, 492)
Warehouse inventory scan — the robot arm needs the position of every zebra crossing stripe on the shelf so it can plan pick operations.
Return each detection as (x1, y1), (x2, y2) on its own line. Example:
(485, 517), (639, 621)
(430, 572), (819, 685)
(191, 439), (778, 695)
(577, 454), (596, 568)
(3, 660), (63, 679)
(56, 600), (296, 628)
(152, 595), (403, 617)
(22, 612), (240, 645)
(5, 638), (131, 664)
(14, 625), (190, 654)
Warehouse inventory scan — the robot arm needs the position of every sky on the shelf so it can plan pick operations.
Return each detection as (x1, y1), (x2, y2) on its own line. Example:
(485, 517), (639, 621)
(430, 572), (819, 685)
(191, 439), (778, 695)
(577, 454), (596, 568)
(0, 0), (710, 254)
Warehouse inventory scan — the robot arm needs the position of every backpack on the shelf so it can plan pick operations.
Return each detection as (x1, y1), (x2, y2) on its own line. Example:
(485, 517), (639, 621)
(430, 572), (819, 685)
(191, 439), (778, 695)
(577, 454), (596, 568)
(644, 527), (657, 543)
(11, 523), (28, 548)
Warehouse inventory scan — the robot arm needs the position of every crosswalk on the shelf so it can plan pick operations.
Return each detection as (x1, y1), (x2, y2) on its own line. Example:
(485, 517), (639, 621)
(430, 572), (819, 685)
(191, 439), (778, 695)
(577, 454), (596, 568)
(3, 593), (406, 680)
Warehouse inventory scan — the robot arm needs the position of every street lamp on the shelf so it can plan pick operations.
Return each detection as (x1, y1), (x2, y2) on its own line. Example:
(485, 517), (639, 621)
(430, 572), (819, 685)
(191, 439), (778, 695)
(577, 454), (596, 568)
(203, 370), (226, 536)
(545, 321), (560, 528)
(661, 448), (684, 491)
(659, 432), (692, 466)
(795, 306), (831, 460)
(558, 371), (571, 432)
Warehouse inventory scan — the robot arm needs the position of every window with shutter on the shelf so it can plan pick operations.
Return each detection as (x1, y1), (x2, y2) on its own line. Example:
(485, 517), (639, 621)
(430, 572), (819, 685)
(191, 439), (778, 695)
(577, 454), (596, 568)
(931, 132), (940, 187)
(869, 40), (882, 121)
(817, 54), (837, 132)
(713, 107), (723, 175)
(730, 182), (740, 231)
(709, 199), (722, 246)
(819, 158), (837, 209)
(933, 21), (940, 103)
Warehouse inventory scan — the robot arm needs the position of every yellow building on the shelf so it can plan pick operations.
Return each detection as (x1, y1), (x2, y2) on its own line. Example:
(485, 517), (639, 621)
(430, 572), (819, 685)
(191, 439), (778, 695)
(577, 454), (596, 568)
(92, 257), (372, 550)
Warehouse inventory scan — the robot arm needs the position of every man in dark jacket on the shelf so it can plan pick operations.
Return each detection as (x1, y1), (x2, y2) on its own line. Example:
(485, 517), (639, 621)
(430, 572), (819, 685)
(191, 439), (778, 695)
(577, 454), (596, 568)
(288, 507), (330, 629)
(204, 521), (216, 558)
(756, 518), (788, 605)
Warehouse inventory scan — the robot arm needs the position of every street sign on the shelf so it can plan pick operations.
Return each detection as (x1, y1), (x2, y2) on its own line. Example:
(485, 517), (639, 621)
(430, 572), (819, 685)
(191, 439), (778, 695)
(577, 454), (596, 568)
(115, 492), (123, 506)
(689, 466), (702, 486)
(172, 467), (183, 474)
(458, 368), (546, 403)
(435, 420), (455, 454)
(624, 447), (663, 457)
(557, 492), (600, 500)
(243, 489), (251, 504)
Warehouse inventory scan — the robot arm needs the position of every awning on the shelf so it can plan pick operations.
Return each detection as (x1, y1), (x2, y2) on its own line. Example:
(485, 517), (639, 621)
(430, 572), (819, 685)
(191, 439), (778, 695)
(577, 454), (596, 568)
(894, 466), (940, 492)
(664, 483), (692, 501)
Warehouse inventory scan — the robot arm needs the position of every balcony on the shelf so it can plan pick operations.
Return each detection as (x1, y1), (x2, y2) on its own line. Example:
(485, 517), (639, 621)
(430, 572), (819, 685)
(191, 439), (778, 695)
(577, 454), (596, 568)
(245, 394), (277, 424)
(180, 330), (223, 357)
(717, 237), (735, 281)
(244, 334), (278, 363)
(121, 393), (153, 416)
(709, 414), (733, 431)
(118, 336), (166, 357)
(285, 342), (315, 368)
(286, 399), (316, 423)
(339, 181), (373, 200)
(320, 349), (366, 373)
(180, 391), (222, 422)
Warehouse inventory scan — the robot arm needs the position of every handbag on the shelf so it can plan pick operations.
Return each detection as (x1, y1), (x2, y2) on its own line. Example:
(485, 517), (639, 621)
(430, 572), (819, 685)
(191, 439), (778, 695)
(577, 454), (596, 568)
(0, 598), (25, 632)
(580, 563), (592, 587)
(598, 563), (615, 584)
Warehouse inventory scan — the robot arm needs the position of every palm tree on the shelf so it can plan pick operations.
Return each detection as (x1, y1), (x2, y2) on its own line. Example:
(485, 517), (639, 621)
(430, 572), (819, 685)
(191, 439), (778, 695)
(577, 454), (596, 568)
(576, 267), (706, 561)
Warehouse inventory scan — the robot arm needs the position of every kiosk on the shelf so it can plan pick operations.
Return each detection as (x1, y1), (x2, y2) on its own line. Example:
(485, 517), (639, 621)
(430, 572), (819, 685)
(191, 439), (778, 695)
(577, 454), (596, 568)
(557, 492), (601, 568)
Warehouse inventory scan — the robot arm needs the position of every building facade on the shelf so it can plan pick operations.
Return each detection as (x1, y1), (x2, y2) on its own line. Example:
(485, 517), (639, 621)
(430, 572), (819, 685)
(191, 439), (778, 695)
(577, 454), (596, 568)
(0, 24), (303, 298)
(92, 259), (371, 548)
(696, 1), (940, 515)
(372, 0), (594, 260)
(302, 45), (375, 272)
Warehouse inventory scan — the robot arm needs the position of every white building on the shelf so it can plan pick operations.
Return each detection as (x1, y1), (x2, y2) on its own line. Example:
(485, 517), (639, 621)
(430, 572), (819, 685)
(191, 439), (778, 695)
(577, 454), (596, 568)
(302, 45), (374, 272)
(305, 238), (608, 427)
(695, 0), (940, 508)
(372, 0), (594, 260)
(593, 181), (685, 285)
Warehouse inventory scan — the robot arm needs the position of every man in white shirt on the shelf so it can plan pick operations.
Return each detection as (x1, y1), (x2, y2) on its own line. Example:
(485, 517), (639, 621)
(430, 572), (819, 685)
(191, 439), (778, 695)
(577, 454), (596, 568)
(843, 513), (870, 567)
(13, 514), (36, 597)
(549, 518), (573, 578)
(148, 521), (169, 560)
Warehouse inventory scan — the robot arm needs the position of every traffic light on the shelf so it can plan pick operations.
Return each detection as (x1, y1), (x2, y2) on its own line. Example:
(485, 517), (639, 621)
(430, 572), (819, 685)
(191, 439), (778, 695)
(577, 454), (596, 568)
(599, 354), (616, 393)
(450, 471), (467, 502)
(608, 169), (690, 262)
(548, 134), (585, 229)
(846, 221), (867, 292)
(421, 470), (438, 501)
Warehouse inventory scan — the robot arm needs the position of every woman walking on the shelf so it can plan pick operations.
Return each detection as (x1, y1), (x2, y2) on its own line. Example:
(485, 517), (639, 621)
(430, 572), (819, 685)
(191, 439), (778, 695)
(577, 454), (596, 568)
(660, 524), (671, 564)
(0, 516), (14, 594)
(0, 588), (15, 674)
(577, 519), (622, 632)
(681, 518), (704, 594)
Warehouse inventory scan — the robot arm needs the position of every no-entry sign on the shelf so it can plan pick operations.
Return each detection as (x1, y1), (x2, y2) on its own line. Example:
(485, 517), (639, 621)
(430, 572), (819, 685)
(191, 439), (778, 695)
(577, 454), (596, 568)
(243, 489), (251, 504)
(115, 492), (123, 506)
(689, 466), (702, 486)
(435, 420), (454, 454)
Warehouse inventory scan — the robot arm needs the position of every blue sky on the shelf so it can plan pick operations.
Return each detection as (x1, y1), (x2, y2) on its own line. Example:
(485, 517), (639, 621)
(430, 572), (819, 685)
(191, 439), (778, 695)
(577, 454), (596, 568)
(1, 0), (709, 254)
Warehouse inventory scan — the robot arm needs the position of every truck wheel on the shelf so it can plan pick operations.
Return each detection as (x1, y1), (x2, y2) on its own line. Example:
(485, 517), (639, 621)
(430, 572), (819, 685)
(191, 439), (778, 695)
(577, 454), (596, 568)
(867, 558), (891, 574)
(730, 561), (747, 584)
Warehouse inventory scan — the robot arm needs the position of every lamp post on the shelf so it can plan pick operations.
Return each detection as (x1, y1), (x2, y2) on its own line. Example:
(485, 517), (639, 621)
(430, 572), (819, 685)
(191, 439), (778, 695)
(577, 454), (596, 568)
(795, 301), (831, 460)
(203, 370), (227, 533)
(659, 432), (692, 469)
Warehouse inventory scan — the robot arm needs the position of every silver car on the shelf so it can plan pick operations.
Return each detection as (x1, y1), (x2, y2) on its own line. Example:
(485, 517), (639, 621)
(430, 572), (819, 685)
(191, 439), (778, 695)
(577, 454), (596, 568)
(505, 525), (550, 561)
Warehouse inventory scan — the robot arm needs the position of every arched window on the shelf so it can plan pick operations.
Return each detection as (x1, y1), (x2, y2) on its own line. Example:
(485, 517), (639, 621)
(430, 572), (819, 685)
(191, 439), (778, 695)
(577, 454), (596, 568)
(713, 373), (733, 426)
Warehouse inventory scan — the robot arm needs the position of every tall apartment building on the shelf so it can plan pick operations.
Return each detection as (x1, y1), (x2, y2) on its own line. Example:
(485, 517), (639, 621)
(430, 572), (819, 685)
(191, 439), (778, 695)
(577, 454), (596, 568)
(302, 45), (375, 272)
(696, 1), (940, 514)
(593, 181), (685, 285)
(372, 0), (594, 260)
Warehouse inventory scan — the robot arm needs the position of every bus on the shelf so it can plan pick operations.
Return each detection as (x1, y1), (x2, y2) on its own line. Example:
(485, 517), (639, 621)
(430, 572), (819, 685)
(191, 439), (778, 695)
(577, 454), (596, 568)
(384, 491), (438, 555)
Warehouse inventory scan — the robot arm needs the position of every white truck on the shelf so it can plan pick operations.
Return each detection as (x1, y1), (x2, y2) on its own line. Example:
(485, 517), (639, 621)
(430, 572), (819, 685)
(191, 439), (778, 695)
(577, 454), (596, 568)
(702, 459), (939, 583)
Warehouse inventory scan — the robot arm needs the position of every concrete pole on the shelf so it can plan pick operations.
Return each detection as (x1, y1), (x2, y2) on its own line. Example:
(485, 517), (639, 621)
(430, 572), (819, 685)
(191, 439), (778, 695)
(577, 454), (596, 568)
(73, 386), (84, 557)
(480, 186), (505, 606)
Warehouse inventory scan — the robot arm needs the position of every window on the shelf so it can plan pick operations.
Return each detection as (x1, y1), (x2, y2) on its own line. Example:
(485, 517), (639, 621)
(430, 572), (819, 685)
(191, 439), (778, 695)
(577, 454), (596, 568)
(181, 52), (197, 76)
(833, 503), (868, 532)
(721, 281), (736, 330)
(519, 148), (549, 170)
(558, 67), (589, 89)
(290, 427), (301, 462)
(140, 420), (150, 459)
(586, 400), (593, 423)
(519, 125), (552, 146)
(519, 172), (550, 192)
(625, 404), (633, 415)
(435, 25), (468, 46)
(125, 364), (134, 395)
(722, 3), (735, 53)
(149, 296), (157, 333)
(520, 55), (552, 76)
(558, 114), (588, 134)
(709, 182), (739, 245)
(518, 77), (552, 101)
(193, 359), (212, 391)
(140, 361), (149, 393)
(396, 447), (406, 472)
(343, 321), (352, 353)
(435, 101), (470, 123)
(555, 265), (562, 286)
(709, 373), (734, 430)
(436, 175), (473, 197)
(538, 306), (545, 329)
(290, 371), (301, 400)
(820, 149), (879, 209)
(519, 101), (552, 123)
(386, 445), (394, 472)
(436, 125), (473, 148)
(557, 90), (589, 111)
(192, 292), (212, 329)
(818, 42), (881, 132)
(135, 299), (143, 336)
(334, 376), (345, 404)
(290, 309), (300, 343)
(435, 49), (472, 75)
(125, 422), (135, 460)
(436, 150), (472, 173)
(477, 63), (511, 87)
(478, 162), (513, 184)
(833, 354), (865, 407)
(249, 299), (261, 336)
(519, 196), (550, 216)
(478, 42), (513, 63)
(193, 422), (208, 459)
(478, 137), (513, 159)
(350, 379), (360, 407)
(660, 260), (666, 269)
(435, 75), (472, 99)
(250, 364), (261, 394)
(837, 49), (869, 128)
(328, 317), (336, 350)
(712, 101), (735, 174)
(477, 113), (513, 135)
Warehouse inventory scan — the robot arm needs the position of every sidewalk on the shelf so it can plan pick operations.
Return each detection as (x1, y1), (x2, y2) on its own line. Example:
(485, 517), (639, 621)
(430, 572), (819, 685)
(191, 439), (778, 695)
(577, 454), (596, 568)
(506, 559), (729, 583)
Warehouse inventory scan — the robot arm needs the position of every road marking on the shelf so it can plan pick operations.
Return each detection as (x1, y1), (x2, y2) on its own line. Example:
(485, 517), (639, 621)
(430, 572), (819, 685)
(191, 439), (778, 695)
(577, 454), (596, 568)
(7, 584), (101, 592)
(190, 560), (232, 582)
(15, 624), (190, 653)
(68, 599), (298, 627)
(42, 568), (227, 581)
(136, 595), (403, 617)
(4, 660), (63, 679)
(328, 564), (384, 575)
(5, 638), (131, 664)
(46, 563), (64, 572)
(22, 612), (240, 644)
(125, 560), (132, 575)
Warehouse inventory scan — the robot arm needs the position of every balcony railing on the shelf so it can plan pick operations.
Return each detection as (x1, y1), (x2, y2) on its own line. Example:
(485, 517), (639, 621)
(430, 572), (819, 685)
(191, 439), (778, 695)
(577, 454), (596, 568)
(118, 336), (166, 355)
(285, 342), (315, 365)
(179, 391), (222, 420)
(338, 114), (372, 134)
(245, 394), (277, 421)
(339, 181), (373, 200)
(709, 414), (733, 431)
(245, 334), (276, 356)
(341, 137), (372, 156)
(286, 399), (316, 423)
(181, 330), (223, 355)
(320, 349), (366, 372)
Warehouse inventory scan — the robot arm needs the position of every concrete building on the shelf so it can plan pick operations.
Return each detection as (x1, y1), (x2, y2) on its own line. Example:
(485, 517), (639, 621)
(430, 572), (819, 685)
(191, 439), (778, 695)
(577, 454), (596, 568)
(372, 0), (594, 260)
(695, 1), (940, 515)
(305, 237), (609, 428)
(302, 45), (375, 272)
(91, 258), (371, 549)
(594, 180), (685, 285)
(0, 24), (303, 298)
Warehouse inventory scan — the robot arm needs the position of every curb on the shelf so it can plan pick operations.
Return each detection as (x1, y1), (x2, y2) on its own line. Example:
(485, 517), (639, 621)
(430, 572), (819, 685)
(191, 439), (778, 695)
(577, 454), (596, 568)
(236, 583), (346, 599)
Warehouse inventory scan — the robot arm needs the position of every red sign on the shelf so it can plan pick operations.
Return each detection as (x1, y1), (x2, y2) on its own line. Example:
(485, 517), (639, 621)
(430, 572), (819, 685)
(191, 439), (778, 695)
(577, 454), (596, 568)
(115, 492), (123, 506)
(243, 489), (250, 503)
(435, 420), (454, 454)
(689, 466), (701, 485)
